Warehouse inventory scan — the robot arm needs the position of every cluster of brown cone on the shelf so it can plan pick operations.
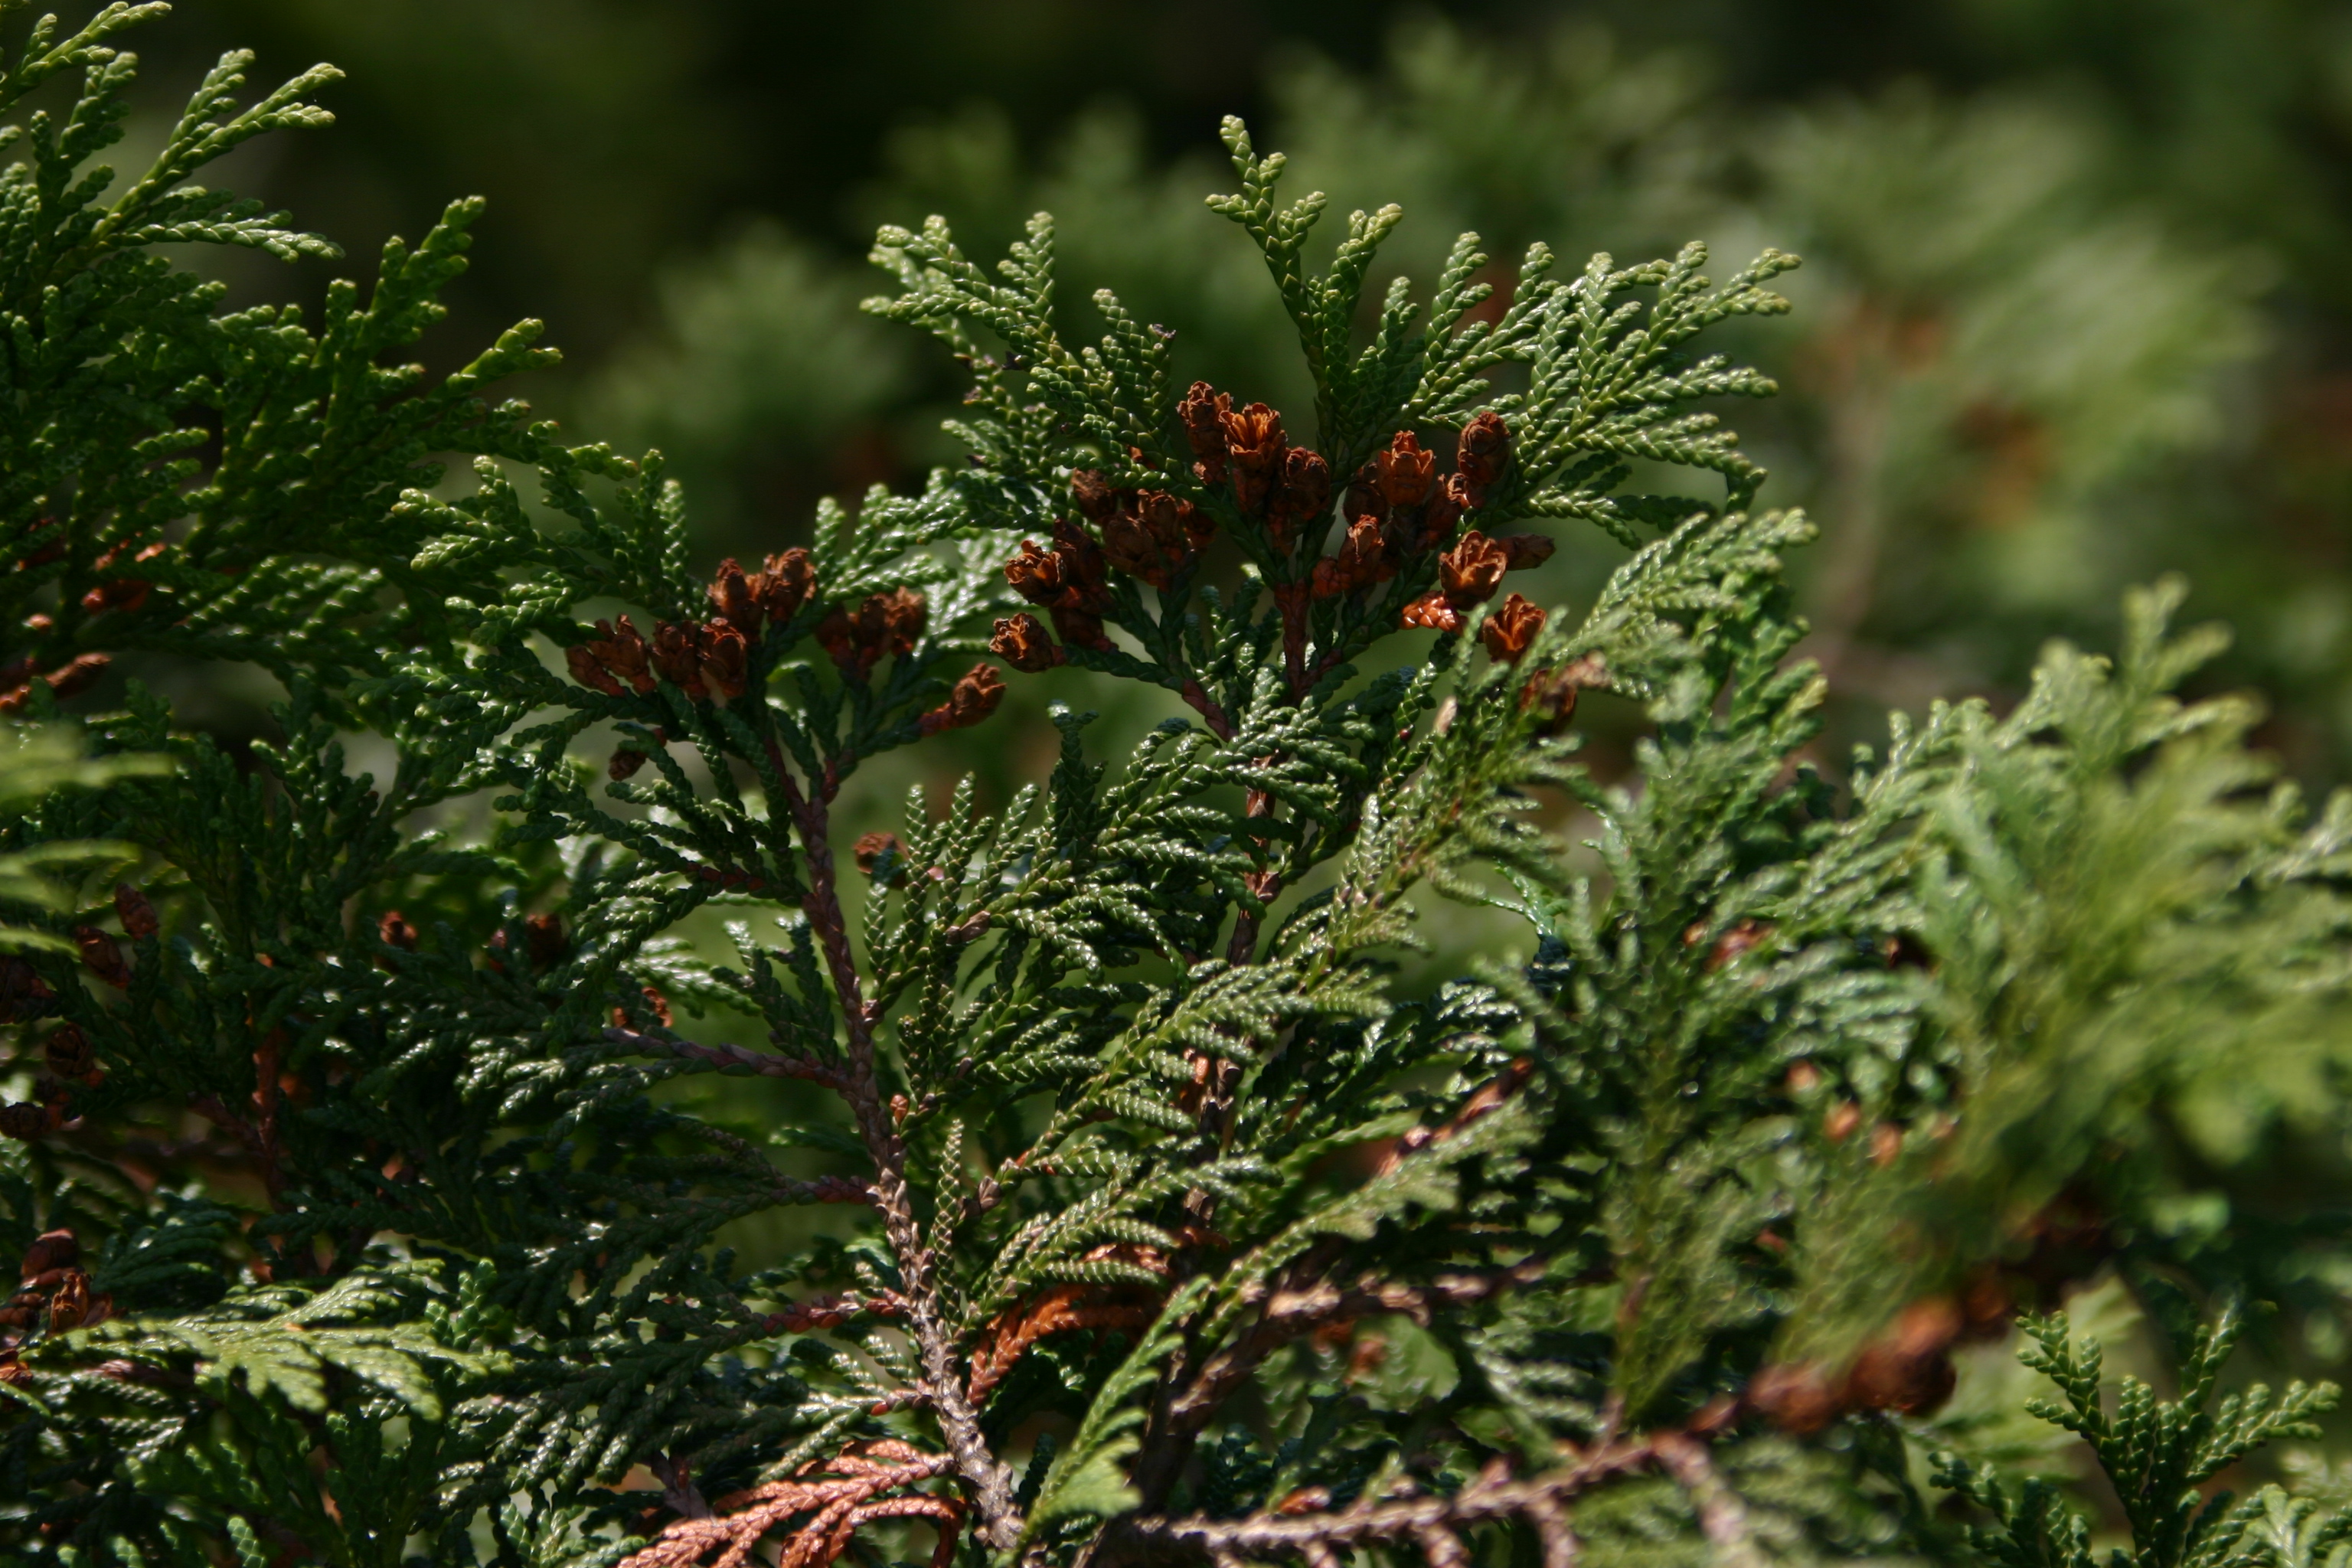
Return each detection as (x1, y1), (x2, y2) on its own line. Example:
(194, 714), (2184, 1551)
(993, 400), (1560, 674)
(0, 1228), (113, 1387)
(1748, 1274), (2017, 1433)
(0, 886), (155, 1142)
(999, 520), (1116, 664)
(565, 550), (815, 701)
(0, 531), (163, 714)
(1179, 384), (1331, 547)
(0, 650), (109, 715)
(560, 403), (1576, 735)
(564, 551), (1000, 753)
(1319, 414), (1531, 609)
(815, 586), (926, 681)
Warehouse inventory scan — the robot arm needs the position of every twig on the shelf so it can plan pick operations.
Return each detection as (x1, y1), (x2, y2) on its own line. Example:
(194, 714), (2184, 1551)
(649, 1453), (714, 1521)
(1655, 1435), (1765, 1568)
(1179, 679), (1234, 740)
(622, 1442), (960, 1568)
(604, 1025), (845, 1089)
(1111, 1436), (1684, 1565)
(1275, 582), (1311, 697)
(1137, 1257), (1544, 1508)
(769, 739), (1024, 1549)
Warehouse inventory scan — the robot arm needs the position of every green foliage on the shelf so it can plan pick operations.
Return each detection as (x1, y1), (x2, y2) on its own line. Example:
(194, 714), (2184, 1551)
(5, 8), (2352, 1568)
(593, 11), (2327, 811)
(1936, 1309), (2346, 1568)
(0, 726), (163, 952)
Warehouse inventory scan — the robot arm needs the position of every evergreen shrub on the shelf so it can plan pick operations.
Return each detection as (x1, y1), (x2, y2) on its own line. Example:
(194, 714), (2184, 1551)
(5, 7), (2352, 1565)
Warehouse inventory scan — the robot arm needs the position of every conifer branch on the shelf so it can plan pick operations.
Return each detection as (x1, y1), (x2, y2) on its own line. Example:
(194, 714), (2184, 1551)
(1109, 1424), (1730, 1568)
(770, 743), (1025, 1548)
(10, 16), (2352, 1564)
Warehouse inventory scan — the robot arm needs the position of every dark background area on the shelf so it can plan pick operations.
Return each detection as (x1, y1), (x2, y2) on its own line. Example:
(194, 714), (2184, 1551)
(130, 2), (2352, 361)
(78, 1), (2352, 792)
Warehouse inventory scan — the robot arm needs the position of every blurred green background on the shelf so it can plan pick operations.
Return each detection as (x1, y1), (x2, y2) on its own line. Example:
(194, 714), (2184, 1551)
(123, 0), (2352, 782)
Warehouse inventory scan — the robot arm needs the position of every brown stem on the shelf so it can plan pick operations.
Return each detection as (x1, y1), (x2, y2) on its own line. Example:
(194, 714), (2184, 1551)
(1139, 769), (1289, 1506)
(253, 1030), (282, 1202)
(188, 1095), (265, 1160)
(1182, 1263), (1546, 1423)
(188, 1089), (298, 1279)
(1224, 784), (1281, 966)
(1130, 1251), (1545, 1514)
(1180, 680), (1234, 741)
(1275, 583), (1310, 697)
(649, 1453), (714, 1521)
(770, 749), (1024, 1549)
(603, 1024), (845, 1089)
(1109, 1427), (1713, 1566)
(1368, 1058), (1535, 1176)
(1653, 1436), (1762, 1568)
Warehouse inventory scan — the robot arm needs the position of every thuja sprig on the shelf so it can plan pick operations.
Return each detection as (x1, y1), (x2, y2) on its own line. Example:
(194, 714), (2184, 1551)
(13, 11), (2352, 1567)
(869, 119), (1792, 724)
(430, 108), (1805, 1563)
(1933, 1308), (2344, 1568)
(860, 137), (1791, 995)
